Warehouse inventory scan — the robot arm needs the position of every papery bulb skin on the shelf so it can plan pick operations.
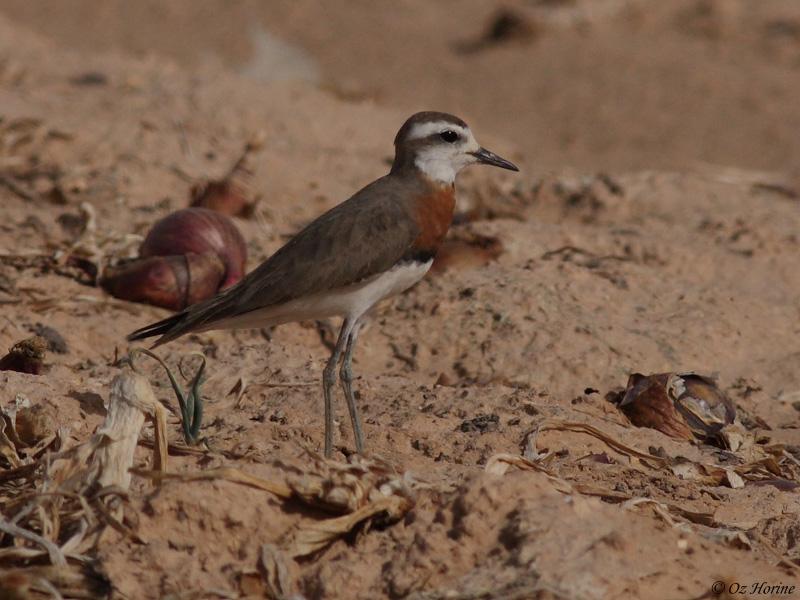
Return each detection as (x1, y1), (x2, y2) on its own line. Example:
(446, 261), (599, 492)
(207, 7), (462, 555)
(100, 252), (225, 310)
(140, 207), (247, 288)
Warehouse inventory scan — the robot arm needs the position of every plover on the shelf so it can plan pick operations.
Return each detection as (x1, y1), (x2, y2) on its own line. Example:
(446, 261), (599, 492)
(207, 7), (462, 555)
(128, 111), (518, 457)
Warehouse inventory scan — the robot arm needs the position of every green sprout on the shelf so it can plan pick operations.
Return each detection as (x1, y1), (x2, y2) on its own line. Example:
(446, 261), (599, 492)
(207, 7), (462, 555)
(128, 348), (207, 445)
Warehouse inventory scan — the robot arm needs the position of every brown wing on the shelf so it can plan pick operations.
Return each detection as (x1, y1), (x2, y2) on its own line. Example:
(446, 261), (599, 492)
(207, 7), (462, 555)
(231, 176), (422, 310)
(129, 174), (423, 344)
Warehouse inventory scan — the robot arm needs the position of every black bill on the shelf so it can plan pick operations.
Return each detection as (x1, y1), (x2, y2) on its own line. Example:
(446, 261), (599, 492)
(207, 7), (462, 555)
(471, 147), (519, 171)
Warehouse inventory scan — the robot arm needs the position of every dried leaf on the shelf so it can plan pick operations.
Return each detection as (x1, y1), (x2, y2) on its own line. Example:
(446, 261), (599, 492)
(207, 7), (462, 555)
(282, 453), (410, 514)
(622, 497), (677, 527)
(227, 376), (248, 409)
(724, 468), (745, 489)
(0, 564), (110, 599)
(484, 453), (573, 494)
(619, 372), (736, 447)
(284, 495), (411, 558)
(0, 417), (21, 468)
(131, 466), (293, 499)
(489, 453), (720, 527)
(531, 420), (668, 469)
(0, 517), (66, 567)
(133, 455), (414, 559)
(258, 544), (295, 600)
(702, 528), (752, 550)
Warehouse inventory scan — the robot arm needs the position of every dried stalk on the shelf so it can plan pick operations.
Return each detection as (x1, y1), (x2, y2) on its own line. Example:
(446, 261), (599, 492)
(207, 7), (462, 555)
(0, 516), (66, 566)
(86, 370), (168, 490)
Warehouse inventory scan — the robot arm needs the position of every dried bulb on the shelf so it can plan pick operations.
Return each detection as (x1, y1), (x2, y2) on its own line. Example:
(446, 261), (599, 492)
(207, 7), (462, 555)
(100, 252), (225, 311)
(139, 207), (247, 288)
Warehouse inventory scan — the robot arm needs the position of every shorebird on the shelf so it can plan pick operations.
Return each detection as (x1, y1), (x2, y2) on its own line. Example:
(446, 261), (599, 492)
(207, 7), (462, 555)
(128, 111), (518, 457)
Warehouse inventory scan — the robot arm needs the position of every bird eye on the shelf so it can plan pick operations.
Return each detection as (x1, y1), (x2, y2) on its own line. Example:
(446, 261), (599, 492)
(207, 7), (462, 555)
(440, 130), (459, 143)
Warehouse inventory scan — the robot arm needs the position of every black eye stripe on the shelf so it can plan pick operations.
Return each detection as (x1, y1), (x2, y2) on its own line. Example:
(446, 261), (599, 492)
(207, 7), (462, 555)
(440, 130), (459, 143)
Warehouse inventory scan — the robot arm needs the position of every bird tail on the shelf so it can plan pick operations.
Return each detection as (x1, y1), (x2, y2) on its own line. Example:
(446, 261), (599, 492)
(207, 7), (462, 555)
(126, 311), (190, 347)
(126, 287), (240, 348)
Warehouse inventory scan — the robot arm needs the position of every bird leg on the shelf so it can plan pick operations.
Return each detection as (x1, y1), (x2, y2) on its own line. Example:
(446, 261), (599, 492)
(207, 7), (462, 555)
(322, 318), (355, 458)
(340, 320), (364, 454)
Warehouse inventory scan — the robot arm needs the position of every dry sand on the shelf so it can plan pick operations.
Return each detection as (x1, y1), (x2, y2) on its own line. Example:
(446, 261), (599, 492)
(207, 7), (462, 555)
(0, 1), (799, 598)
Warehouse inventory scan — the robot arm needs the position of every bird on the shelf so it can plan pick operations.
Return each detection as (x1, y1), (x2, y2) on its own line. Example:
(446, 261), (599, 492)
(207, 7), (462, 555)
(128, 111), (518, 457)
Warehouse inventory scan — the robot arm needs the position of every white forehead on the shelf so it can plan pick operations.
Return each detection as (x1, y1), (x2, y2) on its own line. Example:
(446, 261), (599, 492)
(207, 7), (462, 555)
(407, 120), (470, 141)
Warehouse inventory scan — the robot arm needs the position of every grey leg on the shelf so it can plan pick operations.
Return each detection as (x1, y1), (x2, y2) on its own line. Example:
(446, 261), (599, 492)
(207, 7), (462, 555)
(323, 318), (355, 458)
(340, 320), (365, 454)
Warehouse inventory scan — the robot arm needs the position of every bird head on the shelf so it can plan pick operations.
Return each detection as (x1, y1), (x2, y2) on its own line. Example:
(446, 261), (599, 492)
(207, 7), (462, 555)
(392, 111), (518, 184)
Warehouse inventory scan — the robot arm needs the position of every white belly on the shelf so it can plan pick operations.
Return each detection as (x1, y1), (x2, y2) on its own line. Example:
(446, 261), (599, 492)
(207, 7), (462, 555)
(209, 259), (432, 330)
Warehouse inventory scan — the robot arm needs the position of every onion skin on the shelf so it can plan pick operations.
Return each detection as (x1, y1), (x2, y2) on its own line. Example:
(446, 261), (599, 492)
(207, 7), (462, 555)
(140, 207), (247, 288)
(100, 252), (225, 311)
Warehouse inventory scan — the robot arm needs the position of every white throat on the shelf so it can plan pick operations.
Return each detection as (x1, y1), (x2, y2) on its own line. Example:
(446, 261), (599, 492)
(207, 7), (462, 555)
(414, 154), (458, 184)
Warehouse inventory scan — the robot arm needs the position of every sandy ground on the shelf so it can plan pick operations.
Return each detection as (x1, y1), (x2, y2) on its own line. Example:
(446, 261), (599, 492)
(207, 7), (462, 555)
(0, 1), (799, 599)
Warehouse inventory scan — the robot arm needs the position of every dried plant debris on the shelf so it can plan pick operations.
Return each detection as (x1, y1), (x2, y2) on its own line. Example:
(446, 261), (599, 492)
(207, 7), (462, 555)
(524, 418), (800, 491)
(280, 452), (413, 515)
(59, 202), (143, 283)
(88, 369), (168, 490)
(56, 208), (92, 240)
(0, 202), (142, 288)
(497, 419), (800, 565)
(135, 452), (414, 558)
(616, 372), (736, 447)
(525, 419), (668, 469)
(258, 543), (298, 600)
(0, 564), (112, 599)
(0, 394), (61, 469)
(189, 137), (263, 217)
(227, 376), (249, 409)
(0, 336), (47, 375)
(0, 366), (166, 598)
(8, 400), (57, 449)
(485, 452), (717, 529)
